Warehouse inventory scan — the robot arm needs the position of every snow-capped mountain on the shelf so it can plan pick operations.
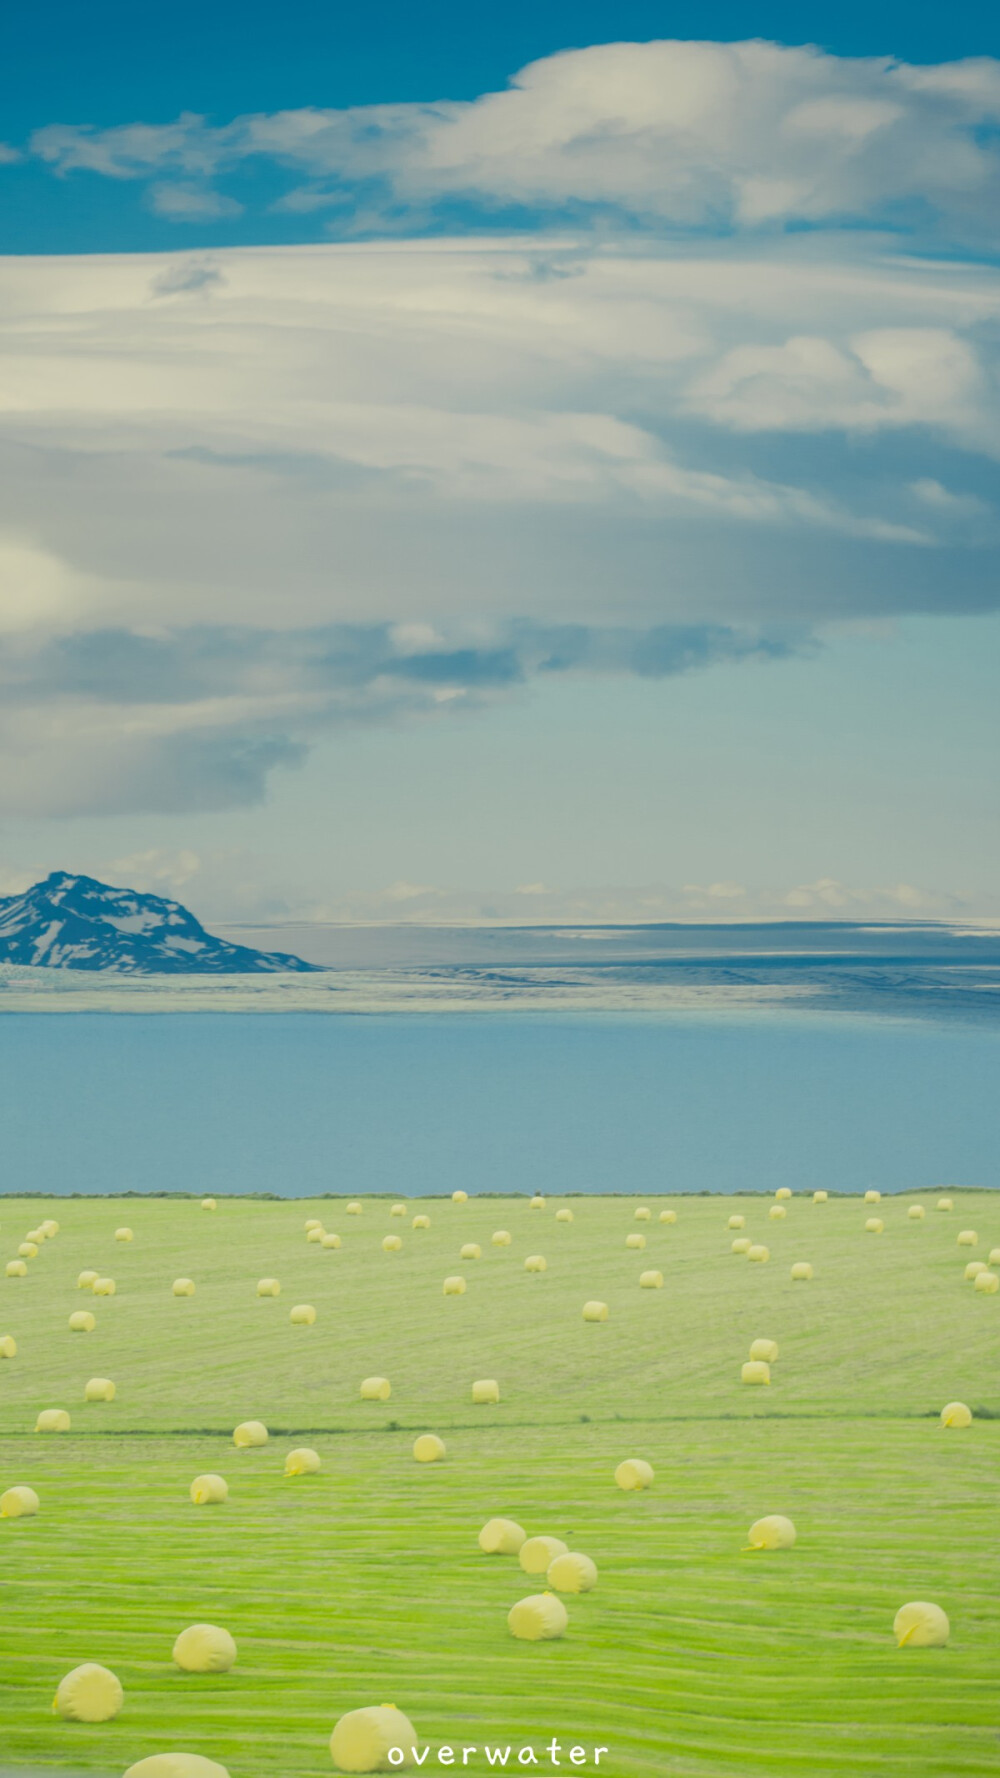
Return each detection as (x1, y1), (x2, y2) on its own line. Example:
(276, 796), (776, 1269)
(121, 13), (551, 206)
(0, 872), (318, 974)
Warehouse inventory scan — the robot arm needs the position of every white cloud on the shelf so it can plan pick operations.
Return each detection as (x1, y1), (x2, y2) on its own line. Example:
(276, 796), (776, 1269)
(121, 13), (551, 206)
(148, 184), (243, 221)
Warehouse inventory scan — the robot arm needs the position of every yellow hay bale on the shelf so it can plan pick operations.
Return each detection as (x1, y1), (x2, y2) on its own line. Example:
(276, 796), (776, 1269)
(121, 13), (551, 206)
(530, 1195), (545, 1208)
(625, 1232), (646, 1250)
(768, 1205), (786, 1222)
(41, 1219), (59, 1236)
(54, 1662), (123, 1722)
(35, 1408), (70, 1431)
(6, 1260), (27, 1277)
(940, 1401), (972, 1428)
(728, 1214), (746, 1230)
(731, 1237), (752, 1254)
(190, 1473), (228, 1504)
(77, 1269), (99, 1289)
(747, 1244), (769, 1262)
(115, 1227), (134, 1242)
(1, 1485), (39, 1517)
(524, 1254), (547, 1273)
(749, 1338), (779, 1362)
(201, 1199), (217, 1212)
(304, 1218), (323, 1231)
(519, 1535), (569, 1574)
(290, 1303), (317, 1324)
(391, 1204), (407, 1217)
(173, 1623), (237, 1673)
(746, 1514), (796, 1550)
(547, 1552), (597, 1593)
(964, 1261), (986, 1281)
(790, 1261), (813, 1280)
(812, 1191), (828, 1202)
(478, 1517), (526, 1554)
(555, 1208), (574, 1223)
(382, 1235), (403, 1253)
(0, 1333), (16, 1358)
(582, 1300), (609, 1321)
(451, 1190), (469, 1203)
(460, 1243), (481, 1260)
(329, 1704), (419, 1773)
(634, 1207), (651, 1221)
(775, 1188), (792, 1200)
(124, 1756), (231, 1778)
(93, 1277), (116, 1296)
(492, 1230), (512, 1246)
(741, 1360), (771, 1385)
(865, 1190), (881, 1203)
(908, 1205), (925, 1221)
(936, 1197), (954, 1211)
(957, 1229), (978, 1247)
(472, 1378), (500, 1404)
(639, 1270), (663, 1289)
(614, 1457), (654, 1490)
(989, 1246), (1000, 1265)
(285, 1447), (321, 1475)
(413, 1433), (445, 1463)
(361, 1377), (391, 1401)
(26, 1228), (45, 1243)
(864, 1217), (884, 1234)
(84, 1377), (115, 1402)
(233, 1420), (268, 1447)
(412, 1214), (431, 1230)
(659, 1208), (677, 1224)
(69, 1310), (96, 1333)
(442, 1276), (466, 1295)
(508, 1593), (568, 1641)
(18, 1242), (38, 1258)
(307, 1228), (325, 1243)
(257, 1278), (281, 1297)
(894, 1601), (949, 1647)
(974, 1270), (998, 1293)
(347, 1202), (363, 1215)
(173, 1278), (195, 1296)
(322, 1233), (342, 1249)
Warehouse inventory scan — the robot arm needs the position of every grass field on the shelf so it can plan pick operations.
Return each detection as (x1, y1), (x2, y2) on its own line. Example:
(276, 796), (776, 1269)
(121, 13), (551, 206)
(1, 1190), (998, 1778)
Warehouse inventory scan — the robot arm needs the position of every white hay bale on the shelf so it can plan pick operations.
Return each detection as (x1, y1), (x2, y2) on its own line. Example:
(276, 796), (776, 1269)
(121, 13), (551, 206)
(115, 1227), (134, 1242)
(84, 1377), (115, 1401)
(233, 1420), (268, 1447)
(361, 1376), (391, 1401)
(508, 1594), (568, 1641)
(519, 1535), (569, 1575)
(746, 1514), (796, 1549)
(6, 1259), (27, 1277)
(936, 1197), (953, 1211)
(908, 1205), (925, 1221)
(472, 1378), (500, 1404)
(614, 1458), (654, 1490)
(746, 1244), (769, 1262)
(727, 1214), (746, 1230)
(492, 1230), (512, 1246)
(172, 1277), (196, 1296)
(173, 1623), (237, 1673)
(957, 1229), (978, 1247)
(582, 1300), (608, 1321)
(413, 1433), (446, 1463)
(442, 1275), (466, 1294)
(659, 1208), (677, 1224)
(731, 1237), (751, 1254)
(530, 1195), (545, 1208)
(460, 1243), (482, 1260)
(547, 1552), (597, 1593)
(633, 1207), (651, 1221)
(285, 1447), (321, 1475)
(864, 1218), (884, 1234)
(864, 1190), (881, 1204)
(69, 1310), (96, 1333)
(939, 1401), (972, 1428)
(524, 1255), (547, 1273)
(125, 1756), (230, 1778)
(322, 1233), (342, 1249)
(290, 1303), (317, 1324)
(0, 1333), (16, 1358)
(974, 1270), (998, 1293)
(478, 1517), (525, 1554)
(190, 1474), (228, 1504)
(741, 1360), (770, 1385)
(257, 1278), (281, 1297)
(639, 1270), (663, 1289)
(201, 1199), (218, 1212)
(329, 1704), (419, 1773)
(412, 1214), (431, 1230)
(382, 1235), (403, 1253)
(347, 1202), (363, 1215)
(749, 1338), (778, 1362)
(451, 1190), (469, 1203)
(894, 1601), (949, 1647)
(54, 1662), (123, 1722)
(768, 1204), (786, 1221)
(812, 1191), (828, 1203)
(35, 1407), (70, 1431)
(1, 1485), (39, 1517)
(77, 1269), (99, 1289)
(790, 1261), (813, 1280)
(555, 1208), (574, 1223)
(391, 1203), (407, 1217)
(93, 1276), (116, 1296)
(625, 1232), (646, 1250)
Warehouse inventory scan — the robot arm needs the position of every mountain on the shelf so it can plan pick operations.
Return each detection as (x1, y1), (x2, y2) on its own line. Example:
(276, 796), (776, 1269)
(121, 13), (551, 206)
(0, 872), (318, 974)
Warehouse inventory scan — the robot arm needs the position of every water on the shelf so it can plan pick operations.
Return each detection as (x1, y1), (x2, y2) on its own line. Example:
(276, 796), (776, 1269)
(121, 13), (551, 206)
(0, 1010), (996, 1198)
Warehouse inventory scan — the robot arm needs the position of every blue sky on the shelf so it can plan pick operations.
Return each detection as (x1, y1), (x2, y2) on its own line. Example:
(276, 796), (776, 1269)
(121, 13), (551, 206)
(0, 1), (997, 922)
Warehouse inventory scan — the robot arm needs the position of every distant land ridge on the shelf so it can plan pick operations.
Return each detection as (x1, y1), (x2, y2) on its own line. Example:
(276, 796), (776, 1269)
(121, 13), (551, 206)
(0, 871), (317, 974)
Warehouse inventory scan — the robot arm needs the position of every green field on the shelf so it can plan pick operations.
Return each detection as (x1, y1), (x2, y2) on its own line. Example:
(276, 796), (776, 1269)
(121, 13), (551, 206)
(1, 1191), (998, 1778)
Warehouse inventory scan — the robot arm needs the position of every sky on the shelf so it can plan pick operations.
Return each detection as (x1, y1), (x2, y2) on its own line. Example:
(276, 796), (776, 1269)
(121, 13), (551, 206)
(0, 0), (998, 925)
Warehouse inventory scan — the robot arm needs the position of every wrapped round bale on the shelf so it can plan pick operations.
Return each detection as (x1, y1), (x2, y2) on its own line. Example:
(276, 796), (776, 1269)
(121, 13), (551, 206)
(125, 1757), (230, 1778)
(322, 1233), (342, 1249)
(775, 1187), (792, 1200)
(659, 1208), (677, 1224)
(330, 1704), (419, 1773)
(347, 1202), (363, 1215)
(864, 1218), (884, 1234)
(864, 1190), (881, 1203)
(492, 1230), (512, 1247)
(93, 1277), (116, 1296)
(582, 1301), (608, 1322)
(304, 1218), (323, 1231)
(472, 1378), (500, 1404)
(519, 1535), (569, 1574)
(69, 1310), (96, 1333)
(115, 1227), (134, 1242)
(768, 1205), (786, 1222)
(634, 1206), (651, 1221)
(173, 1623), (237, 1673)
(412, 1214), (430, 1230)
(974, 1270), (998, 1293)
(555, 1208), (574, 1223)
(894, 1601), (949, 1647)
(908, 1205), (925, 1221)
(957, 1229), (978, 1247)
(460, 1243), (481, 1260)
(173, 1278), (195, 1296)
(257, 1278), (280, 1297)
(190, 1473), (228, 1504)
(478, 1517), (525, 1554)
(746, 1514), (796, 1550)
(547, 1552), (597, 1593)
(307, 1228), (325, 1244)
(201, 1198), (218, 1211)
(36, 1408), (70, 1431)
(940, 1401), (972, 1428)
(728, 1214), (746, 1230)
(625, 1232), (646, 1250)
(615, 1457), (654, 1490)
(963, 1261), (985, 1281)
(530, 1195), (545, 1208)
(413, 1434), (445, 1463)
(26, 1227), (45, 1242)
(0, 1333), (16, 1357)
(84, 1377), (116, 1401)
(442, 1276), (466, 1295)
(290, 1303), (317, 1324)
(451, 1190), (468, 1203)
(812, 1191), (828, 1202)
(749, 1338), (778, 1362)
(382, 1235), (403, 1253)
(6, 1261), (28, 1277)
(18, 1241), (38, 1258)
(524, 1255), (547, 1273)
(78, 1269), (99, 1289)
(639, 1270), (663, 1289)
(790, 1261), (813, 1280)
(390, 1204), (407, 1217)
(747, 1245), (769, 1263)
(54, 1662), (123, 1721)
(233, 1420), (268, 1447)
(989, 1248), (1000, 1266)
(41, 1219), (60, 1236)
(361, 1377), (391, 1401)
(508, 1594), (568, 1641)
(741, 1360), (770, 1385)
(1, 1484), (39, 1517)
(731, 1237), (751, 1254)
(285, 1447), (321, 1475)
(936, 1197), (954, 1211)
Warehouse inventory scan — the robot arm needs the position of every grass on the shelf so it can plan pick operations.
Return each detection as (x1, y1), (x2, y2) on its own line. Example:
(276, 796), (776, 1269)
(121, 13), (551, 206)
(0, 1190), (998, 1778)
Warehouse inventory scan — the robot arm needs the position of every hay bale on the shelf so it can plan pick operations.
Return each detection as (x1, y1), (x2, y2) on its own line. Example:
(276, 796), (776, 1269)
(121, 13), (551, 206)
(519, 1535), (569, 1574)
(614, 1458), (654, 1490)
(460, 1243), (482, 1260)
(285, 1447), (321, 1475)
(741, 1360), (771, 1385)
(329, 1704), (419, 1773)
(964, 1261), (986, 1281)
(41, 1219), (59, 1236)
(391, 1204), (407, 1217)
(173, 1278), (196, 1296)
(382, 1235), (403, 1253)
(54, 1662), (123, 1722)
(190, 1474), (228, 1504)
(307, 1228), (325, 1244)
(413, 1434), (446, 1463)
(1, 1485), (39, 1517)
(472, 1378), (500, 1404)
(530, 1195), (546, 1208)
(35, 1408), (70, 1431)
(412, 1214), (431, 1230)
(989, 1247), (1000, 1265)
(936, 1197), (954, 1211)
(173, 1623), (237, 1673)
(347, 1202), (363, 1215)
(659, 1209), (677, 1224)
(93, 1276), (116, 1296)
(69, 1310), (96, 1333)
(451, 1190), (469, 1203)
(478, 1517), (526, 1554)
(6, 1260), (27, 1277)
(124, 1757), (230, 1778)
(18, 1242), (38, 1258)
(639, 1270), (663, 1289)
(768, 1205), (786, 1222)
(812, 1191), (828, 1202)
(957, 1229), (978, 1247)
(233, 1420), (268, 1447)
(864, 1217), (884, 1234)
(634, 1207), (651, 1221)
(290, 1303), (317, 1324)
(322, 1233), (342, 1249)
(747, 1244), (769, 1262)
(257, 1278), (281, 1297)
(0, 1333), (16, 1357)
(442, 1276), (466, 1295)
(864, 1190), (881, 1203)
(27, 1228), (45, 1243)
(492, 1230), (512, 1246)
(775, 1188), (792, 1200)
(894, 1601), (949, 1647)
(361, 1377), (391, 1401)
(790, 1261), (813, 1280)
(940, 1401), (972, 1428)
(555, 1208), (574, 1223)
(201, 1199), (218, 1212)
(304, 1218), (323, 1231)
(115, 1227), (134, 1242)
(77, 1269), (99, 1289)
(547, 1552), (597, 1593)
(84, 1377), (116, 1401)
(524, 1255), (547, 1273)
(908, 1205), (925, 1221)
(582, 1300), (609, 1321)
(731, 1237), (752, 1254)
(508, 1594), (568, 1641)
(625, 1232), (646, 1250)
(974, 1270), (998, 1293)
(728, 1214), (746, 1230)
(749, 1338), (778, 1362)
(746, 1514), (796, 1549)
